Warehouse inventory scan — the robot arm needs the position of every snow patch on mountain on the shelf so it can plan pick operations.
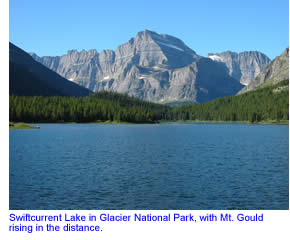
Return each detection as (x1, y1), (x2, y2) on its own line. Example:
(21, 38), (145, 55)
(156, 41), (184, 52)
(208, 55), (224, 62)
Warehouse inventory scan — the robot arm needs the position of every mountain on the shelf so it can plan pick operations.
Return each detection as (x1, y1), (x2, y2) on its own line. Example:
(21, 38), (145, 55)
(30, 30), (244, 103)
(208, 51), (271, 85)
(238, 48), (289, 94)
(10, 43), (91, 97)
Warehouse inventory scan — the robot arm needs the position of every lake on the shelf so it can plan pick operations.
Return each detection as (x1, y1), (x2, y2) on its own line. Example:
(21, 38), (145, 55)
(9, 123), (289, 210)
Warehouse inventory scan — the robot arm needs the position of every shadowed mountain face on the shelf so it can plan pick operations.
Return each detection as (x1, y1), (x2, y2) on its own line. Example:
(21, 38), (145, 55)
(9, 43), (91, 97)
(208, 51), (271, 85)
(238, 48), (289, 94)
(30, 30), (245, 103)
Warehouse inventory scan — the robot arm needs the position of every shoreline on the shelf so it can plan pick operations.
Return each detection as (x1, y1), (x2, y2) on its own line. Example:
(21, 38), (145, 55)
(160, 120), (289, 125)
(9, 123), (40, 129)
(10, 120), (289, 126)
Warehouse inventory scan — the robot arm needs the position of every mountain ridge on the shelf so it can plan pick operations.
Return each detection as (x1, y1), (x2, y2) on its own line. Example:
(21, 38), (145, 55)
(10, 43), (92, 97)
(238, 48), (289, 94)
(208, 50), (271, 85)
(29, 30), (270, 103)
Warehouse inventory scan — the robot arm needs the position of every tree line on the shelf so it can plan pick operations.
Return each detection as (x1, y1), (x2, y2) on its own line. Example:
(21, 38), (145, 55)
(10, 80), (289, 123)
(9, 92), (170, 123)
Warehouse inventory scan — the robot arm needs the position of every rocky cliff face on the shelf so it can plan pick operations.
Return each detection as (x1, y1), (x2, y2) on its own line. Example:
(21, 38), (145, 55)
(208, 51), (271, 85)
(238, 48), (289, 94)
(31, 30), (244, 103)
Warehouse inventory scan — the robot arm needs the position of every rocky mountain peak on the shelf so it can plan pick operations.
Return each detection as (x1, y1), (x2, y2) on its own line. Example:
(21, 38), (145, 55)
(116, 29), (199, 68)
(208, 50), (271, 85)
(238, 48), (289, 94)
(31, 30), (275, 103)
(67, 49), (79, 55)
(281, 47), (289, 57)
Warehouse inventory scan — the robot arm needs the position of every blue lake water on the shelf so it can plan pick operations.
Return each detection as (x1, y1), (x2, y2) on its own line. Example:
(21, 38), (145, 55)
(9, 123), (289, 210)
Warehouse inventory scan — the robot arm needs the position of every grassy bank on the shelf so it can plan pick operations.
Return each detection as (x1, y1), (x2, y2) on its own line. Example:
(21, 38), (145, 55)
(10, 122), (40, 129)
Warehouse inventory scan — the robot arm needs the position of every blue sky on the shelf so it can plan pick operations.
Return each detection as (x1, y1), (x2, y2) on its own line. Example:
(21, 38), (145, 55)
(9, 0), (289, 59)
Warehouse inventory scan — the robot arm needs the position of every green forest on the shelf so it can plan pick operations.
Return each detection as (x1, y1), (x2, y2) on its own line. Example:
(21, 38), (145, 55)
(170, 80), (289, 123)
(9, 91), (170, 123)
(10, 80), (289, 124)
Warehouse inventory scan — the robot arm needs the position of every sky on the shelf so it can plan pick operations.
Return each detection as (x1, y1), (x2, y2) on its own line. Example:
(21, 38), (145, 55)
(9, 0), (289, 59)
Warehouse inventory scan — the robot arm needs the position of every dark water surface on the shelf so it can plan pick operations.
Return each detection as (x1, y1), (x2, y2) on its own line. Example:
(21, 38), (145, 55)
(10, 123), (289, 209)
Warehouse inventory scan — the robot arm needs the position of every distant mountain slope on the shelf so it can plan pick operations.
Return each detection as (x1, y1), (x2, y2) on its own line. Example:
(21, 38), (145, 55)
(30, 30), (243, 103)
(208, 51), (271, 85)
(10, 43), (91, 97)
(238, 48), (289, 94)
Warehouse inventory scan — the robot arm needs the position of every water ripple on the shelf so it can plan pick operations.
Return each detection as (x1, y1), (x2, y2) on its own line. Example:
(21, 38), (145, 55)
(9, 123), (289, 210)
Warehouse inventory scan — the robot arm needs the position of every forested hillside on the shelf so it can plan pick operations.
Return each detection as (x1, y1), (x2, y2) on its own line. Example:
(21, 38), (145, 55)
(9, 80), (288, 124)
(170, 80), (289, 122)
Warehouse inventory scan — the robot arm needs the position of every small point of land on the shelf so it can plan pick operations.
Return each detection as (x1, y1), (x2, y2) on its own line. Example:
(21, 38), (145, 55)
(9, 122), (40, 129)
